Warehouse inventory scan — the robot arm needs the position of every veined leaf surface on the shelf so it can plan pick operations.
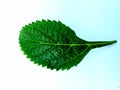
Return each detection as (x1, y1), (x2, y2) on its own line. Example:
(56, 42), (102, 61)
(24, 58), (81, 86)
(19, 19), (117, 71)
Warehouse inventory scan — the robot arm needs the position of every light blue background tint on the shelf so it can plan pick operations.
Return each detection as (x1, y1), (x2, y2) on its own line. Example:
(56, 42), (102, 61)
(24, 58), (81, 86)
(0, 0), (119, 90)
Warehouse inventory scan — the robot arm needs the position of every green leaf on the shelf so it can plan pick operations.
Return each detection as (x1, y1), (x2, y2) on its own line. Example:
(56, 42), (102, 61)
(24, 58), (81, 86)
(19, 19), (117, 71)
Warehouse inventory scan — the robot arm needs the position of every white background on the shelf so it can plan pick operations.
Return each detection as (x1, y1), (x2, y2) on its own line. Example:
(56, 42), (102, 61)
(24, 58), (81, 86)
(0, 0), (120, 90)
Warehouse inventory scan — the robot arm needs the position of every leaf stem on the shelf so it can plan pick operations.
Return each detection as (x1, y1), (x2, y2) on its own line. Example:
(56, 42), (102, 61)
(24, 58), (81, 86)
(88, 40), (117, 48)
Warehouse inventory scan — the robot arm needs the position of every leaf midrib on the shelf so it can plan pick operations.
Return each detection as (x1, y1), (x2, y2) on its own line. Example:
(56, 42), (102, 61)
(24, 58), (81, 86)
(28, 39), (115, 47)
